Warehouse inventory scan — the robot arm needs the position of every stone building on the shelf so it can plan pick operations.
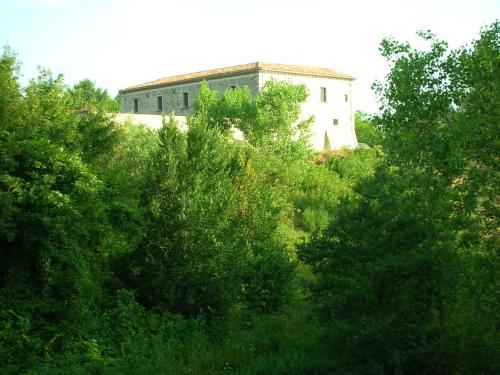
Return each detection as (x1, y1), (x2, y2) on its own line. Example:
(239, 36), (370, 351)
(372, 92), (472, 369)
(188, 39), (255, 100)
(119, 62), (357, 151)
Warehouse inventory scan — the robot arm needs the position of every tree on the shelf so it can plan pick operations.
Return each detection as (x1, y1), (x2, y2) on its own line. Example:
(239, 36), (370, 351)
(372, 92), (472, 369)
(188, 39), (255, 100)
(69, 78), (119, 112)
(354, 111), (383, 146)
(67, 79), (121, 163)
(300, 21), (499, 374)
(0, 50), (110, 372)
(194, 80), (256, 134)
(118, 116), (295, 318)
(193, 80), (313, 161)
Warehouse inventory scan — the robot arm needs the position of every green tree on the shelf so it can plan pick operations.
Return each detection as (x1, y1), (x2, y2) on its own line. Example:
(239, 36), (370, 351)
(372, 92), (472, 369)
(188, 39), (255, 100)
(301, 21), (499, 374)
(69, 78), (119, 112)
(194, 80), (313, 161)
(194, 81), (256, 134)
(118, 116), (295, 318)
(67, 79), (120, 163)
(0, 50), (109, 372)
(354, 111), (383, 146)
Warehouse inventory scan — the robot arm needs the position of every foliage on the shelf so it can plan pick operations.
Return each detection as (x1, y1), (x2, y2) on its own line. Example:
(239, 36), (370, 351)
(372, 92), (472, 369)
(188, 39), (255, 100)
(354, 110), (383, 145)
(117, 115), (296, 318)
(2, 22), (497, 374)
(0, 49), (106, 373)
(69, 78), (120, 112)
(194, 81), (256, 134)
(325, 147), (380, 182)
(194, 80), (313, 161)
(301, 21), (499, 374)
(0, 49), (151, 373)
(68, 79), (121, 163)
(300, 166), (460, 374)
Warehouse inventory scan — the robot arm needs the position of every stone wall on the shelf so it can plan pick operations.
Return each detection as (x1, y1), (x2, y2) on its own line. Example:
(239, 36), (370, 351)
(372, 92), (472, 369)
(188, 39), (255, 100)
(121, 73), (259, 116)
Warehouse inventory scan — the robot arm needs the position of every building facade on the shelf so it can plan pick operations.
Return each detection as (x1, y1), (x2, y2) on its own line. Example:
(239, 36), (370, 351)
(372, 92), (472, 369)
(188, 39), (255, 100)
(119, 62), (357, 151)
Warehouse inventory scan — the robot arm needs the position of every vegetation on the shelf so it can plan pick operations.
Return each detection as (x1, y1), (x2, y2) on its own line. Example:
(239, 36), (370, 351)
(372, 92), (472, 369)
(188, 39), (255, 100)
(301, 21), (499, 374)
(354, 110), (383, 146)
(0, 21), (498, 374)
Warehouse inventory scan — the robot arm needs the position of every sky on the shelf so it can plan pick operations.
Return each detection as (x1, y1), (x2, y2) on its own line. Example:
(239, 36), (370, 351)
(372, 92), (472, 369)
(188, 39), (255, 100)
(0, 0), (498, 113)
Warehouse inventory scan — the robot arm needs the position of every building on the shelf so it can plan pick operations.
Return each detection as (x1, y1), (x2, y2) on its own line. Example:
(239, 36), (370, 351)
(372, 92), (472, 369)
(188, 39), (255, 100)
(119, 62), (357, 151)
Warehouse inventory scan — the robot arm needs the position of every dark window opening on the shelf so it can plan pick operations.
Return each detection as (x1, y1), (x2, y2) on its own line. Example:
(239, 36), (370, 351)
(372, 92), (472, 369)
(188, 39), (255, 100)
(333, 118), (339, 125)
(157, 96), (163, 111)
(133, 99), (138, 113)
(345, 94), (348, 102)
(320, 87), (327, 102)
(230, 85), (236, 89)
(183, 92), (189, 108)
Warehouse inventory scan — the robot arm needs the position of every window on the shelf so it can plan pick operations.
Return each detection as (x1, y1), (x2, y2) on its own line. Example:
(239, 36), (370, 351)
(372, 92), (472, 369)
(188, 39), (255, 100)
(183, 92), (189, 108)
(320, 87), (327, 102)
(157, 96), (163, 111)
(230, 85), (236, 89)
(133, 99), (138, 113)
(333, 118), (339, 126)
(345, 94), (348, 102)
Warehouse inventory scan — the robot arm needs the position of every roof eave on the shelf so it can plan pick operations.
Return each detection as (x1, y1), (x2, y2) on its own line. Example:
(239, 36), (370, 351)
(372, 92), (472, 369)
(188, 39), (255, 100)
(119, 64), (355, 94)
(259, 68), (355, 81)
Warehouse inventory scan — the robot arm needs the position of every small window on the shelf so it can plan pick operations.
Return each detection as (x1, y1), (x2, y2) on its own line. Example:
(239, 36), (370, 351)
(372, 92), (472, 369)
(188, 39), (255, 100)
(157, 96), (163, 111)
(345, 94), (348, 102)
(333, 118), (339, 126)
(133, 99), (139, 113)
(320, 87), (327, 102)
(183, 92), (189, 108)
(230, 85), (236, 89)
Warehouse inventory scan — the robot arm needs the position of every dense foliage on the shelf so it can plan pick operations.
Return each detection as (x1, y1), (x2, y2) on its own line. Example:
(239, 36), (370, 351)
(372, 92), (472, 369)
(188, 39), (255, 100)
(0, 21), (498, 374)
(300, 21), (499, 374)
(354, 110), (383, 146)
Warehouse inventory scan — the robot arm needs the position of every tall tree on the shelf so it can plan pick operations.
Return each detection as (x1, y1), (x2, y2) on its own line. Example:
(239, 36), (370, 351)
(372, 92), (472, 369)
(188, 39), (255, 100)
(194, 80), (313, 161)
(300, 21), (499, 374)
(0, 50), (109, 372)
(118, 115), (295, 318)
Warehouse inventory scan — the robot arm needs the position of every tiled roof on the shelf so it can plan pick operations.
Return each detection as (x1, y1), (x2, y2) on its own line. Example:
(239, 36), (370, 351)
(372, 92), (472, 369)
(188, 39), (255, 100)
(120, 62), (354, 93)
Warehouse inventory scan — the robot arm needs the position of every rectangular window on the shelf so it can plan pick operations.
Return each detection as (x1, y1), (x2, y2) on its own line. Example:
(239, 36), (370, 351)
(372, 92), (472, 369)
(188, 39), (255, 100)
(345, 94), (348, 102)
(333, 118), (339, 126)
(157, 96), (163, 111)
(320, 87), (327, 102)
(133, 99), (138, 113)
(183, 92), (189, 108)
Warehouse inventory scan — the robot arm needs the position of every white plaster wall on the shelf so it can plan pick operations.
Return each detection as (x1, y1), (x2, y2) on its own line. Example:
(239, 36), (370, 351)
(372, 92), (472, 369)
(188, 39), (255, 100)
(258, 72), (357, 151)
(113, 113), (188, 130)
(112, 113), (244, 141)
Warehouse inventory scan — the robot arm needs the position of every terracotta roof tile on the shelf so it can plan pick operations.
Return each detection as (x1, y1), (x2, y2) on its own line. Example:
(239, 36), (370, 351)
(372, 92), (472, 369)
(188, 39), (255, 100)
(120, 62), (354, 93)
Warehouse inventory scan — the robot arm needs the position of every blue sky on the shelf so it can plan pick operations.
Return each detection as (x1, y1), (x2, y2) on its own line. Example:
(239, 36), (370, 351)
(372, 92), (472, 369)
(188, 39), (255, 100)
(1, 0), (498, 112)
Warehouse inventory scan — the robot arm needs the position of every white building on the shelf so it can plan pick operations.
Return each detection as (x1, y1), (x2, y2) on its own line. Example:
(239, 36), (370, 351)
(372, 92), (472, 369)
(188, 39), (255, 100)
(119, 62), (357, 151)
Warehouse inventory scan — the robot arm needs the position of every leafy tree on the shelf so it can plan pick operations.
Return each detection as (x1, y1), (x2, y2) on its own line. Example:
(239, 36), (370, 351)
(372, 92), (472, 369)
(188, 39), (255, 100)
(118, 116), (295, 318)
(354, 111), (383, 146)
(301, 21), (499, 374)
(253, 80), (312, 150)
(69, 78), (119, 112)
(0, 50), (109, 372)
(194, 80), (313, 161)
(301, 166), (459, 374)
(194, 81), (256, 134)
(66, 79), (121, 163)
